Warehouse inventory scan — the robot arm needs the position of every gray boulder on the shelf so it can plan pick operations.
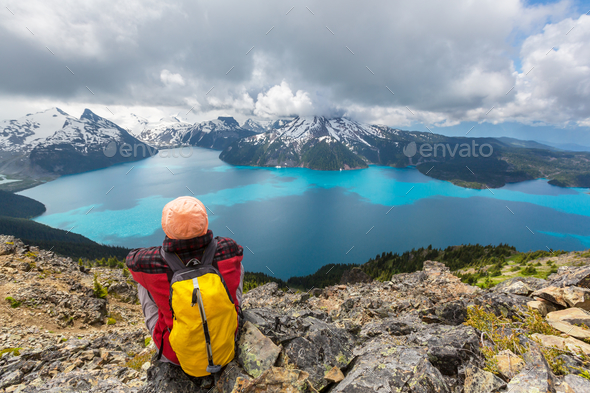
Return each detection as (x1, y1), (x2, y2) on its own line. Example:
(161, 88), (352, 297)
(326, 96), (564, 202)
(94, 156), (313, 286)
(563, 374), (590, 393)
(407, 324), (481, 376)
(474, 291), (530, 318)
(505, 338), (556, 393)
(493, 276), (547, 295)
(332, 338), (450, 393)
(237, 321), (281, 378)
(139, 362), (212, 393)
(282, 317), (355, 391)
(463, 365), (506, 393)
(547, 265), (590, 289)
(359, 315), (421, 338)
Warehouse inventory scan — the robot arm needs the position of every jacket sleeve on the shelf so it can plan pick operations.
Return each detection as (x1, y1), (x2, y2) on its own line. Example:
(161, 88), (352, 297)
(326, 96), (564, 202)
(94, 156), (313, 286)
(125, 247), (179, 364)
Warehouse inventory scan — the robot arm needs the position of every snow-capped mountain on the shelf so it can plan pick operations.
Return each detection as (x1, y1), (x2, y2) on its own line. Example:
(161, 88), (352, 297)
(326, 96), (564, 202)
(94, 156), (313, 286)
(0, 108), (155, 178)
(220, 116), (392, 170)
(265, 118), (296, 130)
(119, 113), (150, 136)
(0, 108), (73, 153)
(240, 118), (293, 133)
(241, 118), (267, 133)
(134, 116), (193, 145)
(133, 116), (258, 151)
(219, 116), (441, 170)
(180, 117), (258, 150)
(271, 116), (388, 152)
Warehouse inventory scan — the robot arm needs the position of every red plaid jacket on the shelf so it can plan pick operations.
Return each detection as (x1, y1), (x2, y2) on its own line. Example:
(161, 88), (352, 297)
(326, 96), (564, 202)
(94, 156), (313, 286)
(126, 230), (244, 365)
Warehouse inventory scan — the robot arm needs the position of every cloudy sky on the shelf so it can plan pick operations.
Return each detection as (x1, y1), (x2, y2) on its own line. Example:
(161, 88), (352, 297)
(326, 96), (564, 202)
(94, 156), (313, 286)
(1, 0), (589, 144)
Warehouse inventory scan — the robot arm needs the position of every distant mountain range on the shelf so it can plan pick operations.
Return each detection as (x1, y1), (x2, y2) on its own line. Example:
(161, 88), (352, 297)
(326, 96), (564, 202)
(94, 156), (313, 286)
(538, 141), (590, 152)
(219, 116), (590, 189)
(1, 108), (590, 191)
(0, 108), (154, 190)
(133, 116), (258, 150)
(496, 137), (590, 153)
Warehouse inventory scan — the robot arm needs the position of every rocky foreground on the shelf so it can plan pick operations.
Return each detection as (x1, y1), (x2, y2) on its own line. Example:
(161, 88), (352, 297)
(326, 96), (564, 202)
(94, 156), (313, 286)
(1, 236), (590, 392)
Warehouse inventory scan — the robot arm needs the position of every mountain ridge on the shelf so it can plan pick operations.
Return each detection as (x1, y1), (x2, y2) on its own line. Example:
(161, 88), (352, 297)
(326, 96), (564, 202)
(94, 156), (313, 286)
(2, 109), (590, 191)
(219, 115), (590, 189)
(0, 108), (155, 189)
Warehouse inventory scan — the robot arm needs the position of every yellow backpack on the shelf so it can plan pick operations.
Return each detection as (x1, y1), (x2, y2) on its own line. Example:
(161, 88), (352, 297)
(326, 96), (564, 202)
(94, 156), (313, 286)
(161, 238), (238, 376)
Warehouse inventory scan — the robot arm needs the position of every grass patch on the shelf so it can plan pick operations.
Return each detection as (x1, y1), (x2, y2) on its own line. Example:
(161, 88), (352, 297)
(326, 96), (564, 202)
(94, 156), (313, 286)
(107, 317), (116, 325)
(4, 296), (21, 308)
(464, 305), (568, 375)
(464, 306), (525, 374)
(125, 349), (156, 371)
(93, 274), (107, 299)
(520, 265), (538, 276)
(144, 337), (152, 347)
(0, 347), (21, 357)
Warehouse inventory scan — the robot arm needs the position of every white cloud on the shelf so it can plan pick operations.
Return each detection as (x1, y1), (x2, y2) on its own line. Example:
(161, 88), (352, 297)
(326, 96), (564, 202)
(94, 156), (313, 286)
(485, 13), (590, 125)
(206, 91), (254, 112)
(1, 0), (589, 141)
(254, 81), (315, 118)
(343, 104), (457, 128)
(160, 69), (185, 86)
(1, 0), (172, 58)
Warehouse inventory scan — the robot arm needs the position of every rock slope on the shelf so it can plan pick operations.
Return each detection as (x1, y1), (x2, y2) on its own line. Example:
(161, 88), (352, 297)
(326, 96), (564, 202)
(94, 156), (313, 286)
(1, 237), (590, 392)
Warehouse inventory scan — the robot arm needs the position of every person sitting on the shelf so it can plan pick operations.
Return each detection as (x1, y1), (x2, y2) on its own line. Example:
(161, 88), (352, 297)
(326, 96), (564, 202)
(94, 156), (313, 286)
(126, 196), (245, 368)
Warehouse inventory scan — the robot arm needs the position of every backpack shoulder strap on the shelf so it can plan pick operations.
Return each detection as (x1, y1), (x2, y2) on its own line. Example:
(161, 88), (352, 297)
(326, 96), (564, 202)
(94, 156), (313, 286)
(159, 238), (218, 272)
(159, 247), (186, 272)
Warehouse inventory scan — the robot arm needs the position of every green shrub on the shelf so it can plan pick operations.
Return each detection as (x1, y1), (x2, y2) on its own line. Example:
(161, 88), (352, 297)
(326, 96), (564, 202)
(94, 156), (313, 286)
(93, 274), (108, 299)
(522, 308), (561, 335)
(125, 349), (156, 371)
(490, 268), (502, 277)
(107, 317), (116, 325)
(538, 346), (568, 375)
(541, 266), (559, 279)
(478, 275), (495, 289)
(521, 265), (538, 276)
(0, 347), (21, 357)
(458, 272), (479, 285)
(4, 296), (21, 308)
(578, 369), (590, 381)
(464, 306), (525, 374)
(465, 306), (575, 376)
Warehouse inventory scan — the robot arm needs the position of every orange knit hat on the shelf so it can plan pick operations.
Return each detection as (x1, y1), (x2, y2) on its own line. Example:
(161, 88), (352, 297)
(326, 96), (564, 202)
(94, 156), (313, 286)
(161, 196), (209, 240)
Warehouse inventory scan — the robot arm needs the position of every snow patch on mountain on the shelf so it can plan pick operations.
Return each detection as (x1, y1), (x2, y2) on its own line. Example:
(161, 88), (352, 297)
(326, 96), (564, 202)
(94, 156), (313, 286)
(0, 108), (74, 152)
(241, 118), (267, 133)
(245, 116), (389, 153)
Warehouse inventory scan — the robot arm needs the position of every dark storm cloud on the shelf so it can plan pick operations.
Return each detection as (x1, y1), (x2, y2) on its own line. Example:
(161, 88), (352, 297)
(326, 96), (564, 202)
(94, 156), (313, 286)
(0, 0), (588, 128)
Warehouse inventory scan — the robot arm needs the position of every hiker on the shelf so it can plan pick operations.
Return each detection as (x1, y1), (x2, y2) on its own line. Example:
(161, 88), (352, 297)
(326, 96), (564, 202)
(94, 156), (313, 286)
(126, 196), (244, 376)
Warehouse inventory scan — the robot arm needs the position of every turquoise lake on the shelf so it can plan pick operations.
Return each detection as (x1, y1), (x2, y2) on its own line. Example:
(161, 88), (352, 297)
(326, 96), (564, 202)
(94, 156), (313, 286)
(18, 147), (590, 279)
